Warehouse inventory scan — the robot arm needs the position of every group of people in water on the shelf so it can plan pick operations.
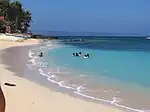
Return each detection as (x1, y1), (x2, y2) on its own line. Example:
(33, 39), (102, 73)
(72, 52), (90, 58)
(39, 51), (89, 59)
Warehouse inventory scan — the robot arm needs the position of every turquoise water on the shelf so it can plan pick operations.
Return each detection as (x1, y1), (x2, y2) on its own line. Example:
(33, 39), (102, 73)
(37, 37), (150, 111)
(48, 42), (150, 88)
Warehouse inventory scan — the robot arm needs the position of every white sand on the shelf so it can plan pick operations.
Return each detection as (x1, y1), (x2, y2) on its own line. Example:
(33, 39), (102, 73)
(0, 40), (122, 112)
(0, 33), (25, 42)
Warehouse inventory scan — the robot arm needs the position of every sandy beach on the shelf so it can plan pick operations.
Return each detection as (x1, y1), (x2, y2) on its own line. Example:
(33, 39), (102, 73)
(0, 39), (122, 112)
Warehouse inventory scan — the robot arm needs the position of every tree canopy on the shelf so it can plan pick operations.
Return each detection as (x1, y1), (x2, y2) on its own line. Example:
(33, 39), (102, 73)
(0, 0), (32, 33)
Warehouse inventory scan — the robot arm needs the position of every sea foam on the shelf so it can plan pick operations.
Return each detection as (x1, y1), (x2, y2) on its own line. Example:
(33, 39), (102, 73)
(27, 42), (147, 112)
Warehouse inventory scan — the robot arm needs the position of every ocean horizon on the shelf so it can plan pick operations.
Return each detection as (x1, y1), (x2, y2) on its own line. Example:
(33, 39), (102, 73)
(31, 30), (150, 37)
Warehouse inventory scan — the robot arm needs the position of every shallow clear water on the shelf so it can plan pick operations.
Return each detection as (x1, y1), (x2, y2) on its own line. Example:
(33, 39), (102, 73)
(28, 37), (150, 112)
(48, 38), (150, 87)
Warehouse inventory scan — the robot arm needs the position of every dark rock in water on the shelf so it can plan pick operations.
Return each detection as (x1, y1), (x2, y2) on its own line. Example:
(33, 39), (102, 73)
(4, 82), (16, 87)
(30, 34), (58, 40)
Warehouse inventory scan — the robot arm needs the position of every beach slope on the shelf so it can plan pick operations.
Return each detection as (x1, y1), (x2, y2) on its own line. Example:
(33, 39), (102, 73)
(0, 40), (121, 112)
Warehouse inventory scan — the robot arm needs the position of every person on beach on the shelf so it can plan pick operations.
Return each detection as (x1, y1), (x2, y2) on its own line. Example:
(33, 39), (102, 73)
(0, 87), (5, 112)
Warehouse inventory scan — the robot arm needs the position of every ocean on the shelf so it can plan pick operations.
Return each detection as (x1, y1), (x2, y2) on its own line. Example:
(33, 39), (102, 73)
(28, 36), (150, 112)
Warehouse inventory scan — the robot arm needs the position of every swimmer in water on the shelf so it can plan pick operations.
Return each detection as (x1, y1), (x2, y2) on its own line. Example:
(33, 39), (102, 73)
(76, 53), (79, 56)
(72, 53), (75, 56)
(86, 54), (89, 58)
(39, 52), (43, 57)
(79, 52), (82, 56)
(84, 54), (89, 58)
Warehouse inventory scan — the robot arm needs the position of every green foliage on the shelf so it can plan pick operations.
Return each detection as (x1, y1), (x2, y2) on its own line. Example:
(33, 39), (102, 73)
(0, 0), (32, 33)
(0, 20), (5, 32)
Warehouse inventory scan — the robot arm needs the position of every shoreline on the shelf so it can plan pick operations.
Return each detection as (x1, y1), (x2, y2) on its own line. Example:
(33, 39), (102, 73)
(0, 40), (122, 112)
(37, 41), (150, 112)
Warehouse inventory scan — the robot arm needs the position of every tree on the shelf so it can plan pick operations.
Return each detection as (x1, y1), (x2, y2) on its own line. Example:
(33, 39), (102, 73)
(0, 0), (32, 33)
(10, 1), (22, 31)
(0, 0), (10, 32)
(20, 10), (32, 33)
(0, 21), (5, 32)
(0, 0), (10, 19)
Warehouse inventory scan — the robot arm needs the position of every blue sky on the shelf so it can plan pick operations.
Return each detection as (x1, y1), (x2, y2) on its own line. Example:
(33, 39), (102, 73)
(20, 0), (150, 35)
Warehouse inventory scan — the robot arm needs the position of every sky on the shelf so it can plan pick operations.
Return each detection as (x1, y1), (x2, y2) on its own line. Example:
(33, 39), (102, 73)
(20, 0), (150, 35)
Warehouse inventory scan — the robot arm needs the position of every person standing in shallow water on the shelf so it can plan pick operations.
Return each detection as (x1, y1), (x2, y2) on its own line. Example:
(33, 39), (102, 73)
(0, 86), (5, 112)
(39, 52), (43, 57)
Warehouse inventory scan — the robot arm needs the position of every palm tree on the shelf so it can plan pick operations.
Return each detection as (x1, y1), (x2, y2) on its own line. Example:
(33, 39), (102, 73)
(0, 0), (10, 32)
(0, 0), (32, 33)
(10, 1), (23, 32)
(0, 0), (10, 19)
(21, 10), (32, 33)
